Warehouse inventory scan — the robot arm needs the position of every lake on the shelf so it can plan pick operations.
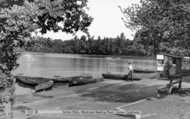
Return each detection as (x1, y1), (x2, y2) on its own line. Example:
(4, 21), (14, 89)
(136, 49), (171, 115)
(13, 52), (156, 78)
(13, 52), (156, 95)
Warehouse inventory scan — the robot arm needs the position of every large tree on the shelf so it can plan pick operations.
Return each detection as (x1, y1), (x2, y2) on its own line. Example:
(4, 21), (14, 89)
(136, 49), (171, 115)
(0, 0), (92, 87)
(122, 0), (190, 56)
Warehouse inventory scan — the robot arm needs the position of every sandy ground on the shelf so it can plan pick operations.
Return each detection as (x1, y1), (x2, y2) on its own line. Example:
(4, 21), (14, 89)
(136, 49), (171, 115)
(8, 78), (190, 119)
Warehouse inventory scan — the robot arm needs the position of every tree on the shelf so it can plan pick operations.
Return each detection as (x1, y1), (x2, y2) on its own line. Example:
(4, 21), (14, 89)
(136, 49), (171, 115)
(0, 0), (24, 8)
(121, 0), (190, 56)
(0, 0), (92, 87)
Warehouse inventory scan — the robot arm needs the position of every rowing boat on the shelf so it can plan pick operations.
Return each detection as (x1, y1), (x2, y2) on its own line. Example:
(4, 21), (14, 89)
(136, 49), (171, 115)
(68, 76), (102, 86)
(52, 77), (71, 83)
(102, 73), (128, 80)
(133, 69), (155, 73)
(35, 80), (54, 92)
(15, 75), (51, 86)
(53, 75), (92, 83)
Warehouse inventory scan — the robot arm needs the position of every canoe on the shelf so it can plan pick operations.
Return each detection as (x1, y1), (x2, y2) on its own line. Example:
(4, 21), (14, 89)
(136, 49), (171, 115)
(52, 77), (71, 83)
(35, 80), (54, 92)
(15, 75), (51, 86)
(133, 69), (155, 73)
(52, 75), (92, 83)
(71, 75), (93, 79)
(68, 76), (103, 86)
(102, 73), (128, 80)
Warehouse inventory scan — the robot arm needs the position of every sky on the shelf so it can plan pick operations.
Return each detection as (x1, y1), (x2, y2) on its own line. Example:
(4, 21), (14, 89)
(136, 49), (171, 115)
(39, 0), (140, 40)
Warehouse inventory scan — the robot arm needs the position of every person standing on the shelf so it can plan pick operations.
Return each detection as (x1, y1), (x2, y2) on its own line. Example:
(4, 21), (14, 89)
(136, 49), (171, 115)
(128, 63), (133, 80)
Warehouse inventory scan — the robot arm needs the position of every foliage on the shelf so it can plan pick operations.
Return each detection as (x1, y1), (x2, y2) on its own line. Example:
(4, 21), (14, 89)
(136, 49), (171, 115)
(122, 0), (190, 56)
(0, 3), (37, 74)
(26, 33), (147, 56)
(0, 0), (92, 87)
(0, 0), (24, 8)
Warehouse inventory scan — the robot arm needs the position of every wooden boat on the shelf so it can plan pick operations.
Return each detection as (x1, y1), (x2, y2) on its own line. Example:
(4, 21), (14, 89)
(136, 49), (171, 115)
(102, 73), (128, 80)
(15, 75), (51, 86)
(68, 76), (102, 86)
(52, 77), (71, 83)
(71, 75), (93, 79)
(133, 69), (155, 73)
(35, 80), (54, 92)
(52, 75), (93, 83)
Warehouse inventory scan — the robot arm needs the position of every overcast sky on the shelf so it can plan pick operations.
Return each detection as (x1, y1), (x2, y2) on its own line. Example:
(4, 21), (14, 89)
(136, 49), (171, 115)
(40, 0), (140, 40)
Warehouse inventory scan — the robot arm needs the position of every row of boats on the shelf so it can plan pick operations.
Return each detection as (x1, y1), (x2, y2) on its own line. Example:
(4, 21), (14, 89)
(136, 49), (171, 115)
(15, 75), (102, 92)
(14, 69), (155, 92)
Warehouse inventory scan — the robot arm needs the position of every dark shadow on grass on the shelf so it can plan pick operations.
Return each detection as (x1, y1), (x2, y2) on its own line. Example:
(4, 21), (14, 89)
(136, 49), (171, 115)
(133, 72), (158, 80)
(157, 87), (190, 99)
(76, 84), (160, 103)
(172, 88), (190, 97)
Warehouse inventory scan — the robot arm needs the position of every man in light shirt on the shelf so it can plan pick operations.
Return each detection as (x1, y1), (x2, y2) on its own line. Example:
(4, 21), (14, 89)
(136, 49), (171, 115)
(128, 63), (133, 80)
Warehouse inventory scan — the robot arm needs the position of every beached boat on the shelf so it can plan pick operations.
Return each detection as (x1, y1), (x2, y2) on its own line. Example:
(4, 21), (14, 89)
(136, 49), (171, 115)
(35, 80), (54, 92)
(133, 69), (155, 73)
(52, 77), (72, 83)
(15, 75), (51, 86)
(53, 75), (92, 83)
(69, 76), (103, 86)
(102, 73), (128, 80)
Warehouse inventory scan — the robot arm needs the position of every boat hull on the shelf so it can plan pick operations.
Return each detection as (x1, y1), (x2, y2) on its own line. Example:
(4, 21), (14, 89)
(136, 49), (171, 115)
(69, 76), (103, 86)
(53, 77), (70, 83)
(133, 69), (155, 73)
(15, 76), (51, 86)
(35, 80), (54, 92)
(102, 73), (128, 80)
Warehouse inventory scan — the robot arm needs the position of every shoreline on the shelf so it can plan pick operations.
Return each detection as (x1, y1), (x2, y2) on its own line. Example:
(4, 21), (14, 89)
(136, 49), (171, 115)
(21, 51), (155, 60)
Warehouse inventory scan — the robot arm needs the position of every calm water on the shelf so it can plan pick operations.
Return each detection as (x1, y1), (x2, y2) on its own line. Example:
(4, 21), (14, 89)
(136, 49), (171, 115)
(13, 52), (156, 95)
(13, 52), (156, 78)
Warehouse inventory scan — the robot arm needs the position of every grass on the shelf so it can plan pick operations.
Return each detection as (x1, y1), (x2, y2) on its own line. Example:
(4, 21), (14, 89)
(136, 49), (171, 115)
(76, 83), (159, 103)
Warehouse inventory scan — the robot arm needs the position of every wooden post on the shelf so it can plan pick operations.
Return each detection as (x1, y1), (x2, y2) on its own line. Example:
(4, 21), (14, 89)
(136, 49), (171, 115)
(3, 91), (13, 119)
(178, 78), (182, 89)
(169, 77), (173, 86)
(4, 77), (15, 119)
(4, 98), (11, 119)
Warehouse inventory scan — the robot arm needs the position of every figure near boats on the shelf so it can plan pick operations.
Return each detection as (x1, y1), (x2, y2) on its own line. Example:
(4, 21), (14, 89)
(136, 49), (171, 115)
(128, 62), (134, 80)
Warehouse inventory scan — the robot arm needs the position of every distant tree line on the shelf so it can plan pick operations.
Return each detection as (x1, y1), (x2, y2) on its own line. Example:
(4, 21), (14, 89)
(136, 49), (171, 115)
(26, 31), (190, 56)
(26, 33), (150, 56)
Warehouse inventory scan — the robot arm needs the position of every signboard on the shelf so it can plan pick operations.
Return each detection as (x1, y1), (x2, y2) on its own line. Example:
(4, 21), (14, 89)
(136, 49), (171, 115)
(156, 54), (164, 60)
